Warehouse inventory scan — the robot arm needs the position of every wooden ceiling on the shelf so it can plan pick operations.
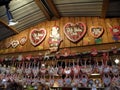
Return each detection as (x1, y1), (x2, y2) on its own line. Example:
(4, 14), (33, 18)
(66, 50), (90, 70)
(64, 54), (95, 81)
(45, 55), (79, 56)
(0, 0), (120, 41)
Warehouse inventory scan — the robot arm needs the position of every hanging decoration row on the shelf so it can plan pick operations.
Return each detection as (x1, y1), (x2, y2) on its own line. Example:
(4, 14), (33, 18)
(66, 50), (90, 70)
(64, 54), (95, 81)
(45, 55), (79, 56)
(28, 22), (104, 52)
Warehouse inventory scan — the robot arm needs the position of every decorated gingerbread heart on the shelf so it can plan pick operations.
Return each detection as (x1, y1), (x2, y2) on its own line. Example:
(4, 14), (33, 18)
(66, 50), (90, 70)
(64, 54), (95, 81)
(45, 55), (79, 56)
(20, 36), (27, 46)
(64, 22), (86, 42)
(11, 40), (19, 48)
(90, 26), (104, 38)
(111, 26), (120, 41)
(29, 28), (46, 46)
(110, 26), (120, 36)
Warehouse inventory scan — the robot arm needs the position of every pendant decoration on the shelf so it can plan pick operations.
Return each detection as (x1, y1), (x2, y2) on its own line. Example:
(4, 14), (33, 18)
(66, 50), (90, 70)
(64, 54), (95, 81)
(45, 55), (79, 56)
(111, 46), (117, 54)
(91, 48), (98, 56)
(64, 22), (86, 42)
(81, 74), (88, 87)
(64, 77), (72, 86)
(11, 40), (19, 48)
(29, 28), (46, 46)
(112, 75), (119, 86)
(61, 48), (71, 57)
(90, 26), (104, 38)
(20, 36), (27, 46)
(48, 26), (62, 52)
(102, 74), (111, 86)
(57, 79), (64, 87)
(110, 26), (120, 41)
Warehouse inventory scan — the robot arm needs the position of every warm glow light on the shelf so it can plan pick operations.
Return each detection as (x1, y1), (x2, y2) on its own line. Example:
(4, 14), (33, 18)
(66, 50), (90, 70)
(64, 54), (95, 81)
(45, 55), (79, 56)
(115, 58), (120, 64)
(91, 73), (100, 76)
(42, 64), (45, 66)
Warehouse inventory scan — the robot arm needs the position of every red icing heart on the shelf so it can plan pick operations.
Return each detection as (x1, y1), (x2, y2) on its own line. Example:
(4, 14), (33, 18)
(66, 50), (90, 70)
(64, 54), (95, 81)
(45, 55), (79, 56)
(90, 26), (104, 38)
(64, 22), (86, 42)
(29, 28), (46, 46)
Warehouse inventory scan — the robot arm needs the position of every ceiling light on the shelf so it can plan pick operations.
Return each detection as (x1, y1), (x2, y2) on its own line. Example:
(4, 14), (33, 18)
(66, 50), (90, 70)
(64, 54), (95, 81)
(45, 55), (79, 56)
(115, 58), (120, 64)
(5, 4), (18, 26)
(8, 20), (18, 26)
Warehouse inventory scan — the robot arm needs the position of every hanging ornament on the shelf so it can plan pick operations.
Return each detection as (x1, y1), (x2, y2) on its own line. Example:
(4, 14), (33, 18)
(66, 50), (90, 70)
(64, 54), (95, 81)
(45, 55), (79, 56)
(111, 46), (117, 54)
(64, 22), (86, 42)
(102, 74), (111, 86)
(81, 73), (88, 87)
(48, 26), (62, 52)
(17, 55), (23, 61)
(91, 48), (98, 56)
(61, 48), (71, 57)
(55, 51), (61, 59)
(29, 28), (46, 46)
(102, 52), (109, 65)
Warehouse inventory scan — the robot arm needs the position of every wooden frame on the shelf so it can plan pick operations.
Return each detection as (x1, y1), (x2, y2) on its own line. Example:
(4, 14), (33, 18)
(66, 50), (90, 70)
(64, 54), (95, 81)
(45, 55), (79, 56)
(0, 19), (19, 34)
(34, 0), (60, 20)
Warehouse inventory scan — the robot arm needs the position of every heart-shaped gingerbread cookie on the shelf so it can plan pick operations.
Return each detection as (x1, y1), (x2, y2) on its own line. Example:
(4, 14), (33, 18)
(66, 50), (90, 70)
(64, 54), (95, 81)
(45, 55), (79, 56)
(64, 22), (86, 42)
(90, 26), (104, 38)
(110, 26), (120, 36)
(20, 36), (27, 46)
(29, 28), (46, 46)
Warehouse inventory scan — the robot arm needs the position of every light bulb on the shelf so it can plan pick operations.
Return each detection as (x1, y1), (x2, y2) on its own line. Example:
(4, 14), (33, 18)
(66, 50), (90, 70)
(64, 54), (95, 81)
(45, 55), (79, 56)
(42, 64), (45, 66)
(8, 20), (18, 26)
(115, 58), (120, 64)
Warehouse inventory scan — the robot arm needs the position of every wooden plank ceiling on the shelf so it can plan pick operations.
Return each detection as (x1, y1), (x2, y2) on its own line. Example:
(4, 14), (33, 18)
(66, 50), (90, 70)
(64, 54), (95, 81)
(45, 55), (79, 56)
(0, 0), (120, 41)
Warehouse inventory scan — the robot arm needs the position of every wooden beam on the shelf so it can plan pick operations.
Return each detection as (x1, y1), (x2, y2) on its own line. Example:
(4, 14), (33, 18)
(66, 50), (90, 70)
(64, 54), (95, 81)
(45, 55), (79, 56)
(0, 42), (120, 57)
(46, 0), (60, 19)
(34, 0), (51, 20)
(0, 19), (19, 34)
(101, 0), (109, 18)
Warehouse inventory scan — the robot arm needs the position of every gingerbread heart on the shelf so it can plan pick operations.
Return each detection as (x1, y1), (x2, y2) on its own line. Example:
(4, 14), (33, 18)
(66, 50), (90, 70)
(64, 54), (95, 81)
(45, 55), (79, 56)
(11, 40), (19, 48)
(90, 26), (104, 38)
(64, 22), (86, 42)
(20, 36), (27, 46)
(29, 28), (46, 46)
(110, 26), (120, 36)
